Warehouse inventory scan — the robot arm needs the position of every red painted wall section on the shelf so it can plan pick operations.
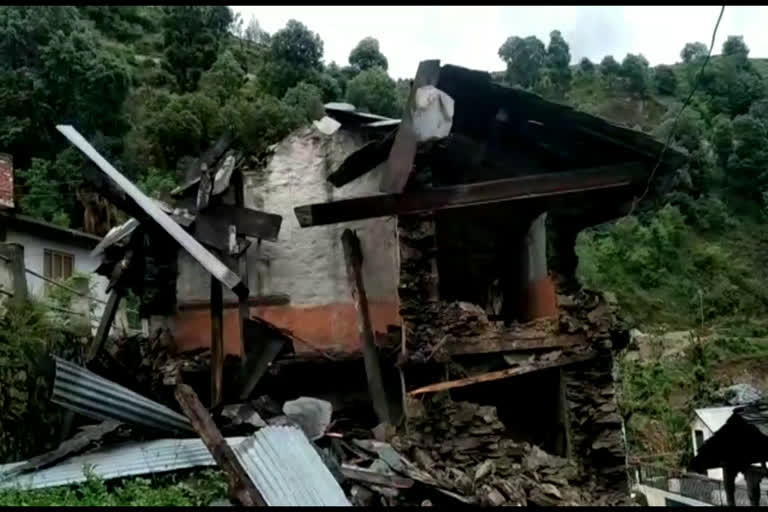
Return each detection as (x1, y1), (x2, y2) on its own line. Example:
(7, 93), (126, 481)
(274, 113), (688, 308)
(521, 276), (559, 321)
(173, 301), (401, 357)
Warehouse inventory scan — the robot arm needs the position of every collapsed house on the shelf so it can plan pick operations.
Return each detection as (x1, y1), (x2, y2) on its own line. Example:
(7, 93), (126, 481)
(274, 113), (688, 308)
(0, 60), (686, 506)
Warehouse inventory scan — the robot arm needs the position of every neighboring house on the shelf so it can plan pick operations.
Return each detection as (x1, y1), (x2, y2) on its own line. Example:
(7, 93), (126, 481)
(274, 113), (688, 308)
(692, 406), (738, 481)
(0, 152), (111, 328)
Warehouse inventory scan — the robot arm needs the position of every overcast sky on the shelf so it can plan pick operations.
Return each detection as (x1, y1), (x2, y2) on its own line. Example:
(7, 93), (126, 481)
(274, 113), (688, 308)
(231, 6), (768, 80)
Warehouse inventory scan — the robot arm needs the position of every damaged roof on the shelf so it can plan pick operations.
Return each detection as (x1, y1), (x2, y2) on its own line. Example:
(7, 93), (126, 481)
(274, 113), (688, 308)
(326, 62), (686, 191)
(691, 400), (768, 472)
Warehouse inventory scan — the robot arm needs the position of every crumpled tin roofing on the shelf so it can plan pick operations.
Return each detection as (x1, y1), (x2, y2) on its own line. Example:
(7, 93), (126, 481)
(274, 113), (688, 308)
(0, 437), (244, 491)
(234, 426), (350, 506)
(52, 356), (193, 433)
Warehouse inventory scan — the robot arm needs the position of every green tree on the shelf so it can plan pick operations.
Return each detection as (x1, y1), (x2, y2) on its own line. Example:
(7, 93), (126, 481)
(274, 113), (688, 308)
(498, 35), (546, 88)
(282, 82), (325, 122)
(711, 114), (733, 169)
(600, 55), (620, 75)
(653, 65), (677, 95)
(545, 30), (572, 96)
(722, 35), (749, 67)
(620, 53), (649, 96)
(578, 57), (595, 75)
(161, 6), (234, 92)
(227, 95), (302, 154)
(348, 36), (388, 72)
(260, 19), (324, 97)
(726, 114), (768, 201)
(198, 50), (246, 104)
(680, 42), (708, 64)
(345, 67), (400, 117)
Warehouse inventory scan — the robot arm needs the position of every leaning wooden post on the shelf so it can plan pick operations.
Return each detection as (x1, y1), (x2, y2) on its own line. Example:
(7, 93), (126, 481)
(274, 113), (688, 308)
(342, 229), (391, 424)
(86, 289), (122, 361)
(210, 276), (224, 408)
(175, 383), (266, 507)
(0, 243), (27, 302)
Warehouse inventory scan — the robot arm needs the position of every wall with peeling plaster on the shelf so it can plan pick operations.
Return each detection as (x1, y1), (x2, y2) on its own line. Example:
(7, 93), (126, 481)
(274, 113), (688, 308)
(174, 125), (400, 355)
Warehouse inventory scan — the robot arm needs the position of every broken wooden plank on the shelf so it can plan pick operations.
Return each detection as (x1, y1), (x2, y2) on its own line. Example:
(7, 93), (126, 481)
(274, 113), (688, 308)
(194, 205), (282, 246)
(57, 125), (247, 297)
(238, 318), (289, 400)
(408, 351), (596, 396)
(327, 129), (396, 188)
(197, 164), (213, 211)
(177, 294), (290, 311)
(297, 163), (645, 228)
(86, 290), (123, 362)
(210, 276), (224, 409)
(341, 229), (391, 425)
(0, 421), (121, 481)
(341, 464), (414, 489)
(445, 333), (586, 356)
(174, 383), (266, 506)
(380, 60), (441, 193)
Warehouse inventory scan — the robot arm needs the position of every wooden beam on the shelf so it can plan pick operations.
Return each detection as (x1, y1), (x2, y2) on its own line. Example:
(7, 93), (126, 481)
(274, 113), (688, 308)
(86, 289), (123, 361)
(175, 383), (266, 507)
(445, 333), (586, 356)
(380, 60), (441, 193)
(342, 229), (391, 425)
(341, 464), (414, 489)
(327, 129), (396, 188)
(296, 163), (645, 228)
(210, 276), (224, 408)
(194, 205), (282, 247)
(56, 125), (247, 297)
(408, 351), (596, 396)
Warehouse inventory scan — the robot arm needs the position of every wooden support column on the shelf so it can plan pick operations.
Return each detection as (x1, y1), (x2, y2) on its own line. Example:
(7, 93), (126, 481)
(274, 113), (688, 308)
(86, 290), (122, 361)
(210, 276), (224, 408)
(744, 468), (763, 507)
(175, 383), (266, 506)
(722, 464), (737, 507)
(342, 229), (391, 425)
(0, 243), (27, 302)
(233, 170), (251, 361)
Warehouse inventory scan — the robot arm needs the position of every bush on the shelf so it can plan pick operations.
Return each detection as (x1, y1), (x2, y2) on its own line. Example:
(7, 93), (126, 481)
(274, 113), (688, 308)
(0, 299), (82, 462)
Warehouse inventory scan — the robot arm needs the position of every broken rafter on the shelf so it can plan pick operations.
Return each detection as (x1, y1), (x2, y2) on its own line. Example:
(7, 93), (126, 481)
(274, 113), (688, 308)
(327, 129), (397, 188)
(296, 162), (645, 228)
(380, 59), (442, 193)
(445, 333), (586, 356)
(407, 351), (596, 396)
(175, 384), (266, 506)
(57, 125), (247, 297)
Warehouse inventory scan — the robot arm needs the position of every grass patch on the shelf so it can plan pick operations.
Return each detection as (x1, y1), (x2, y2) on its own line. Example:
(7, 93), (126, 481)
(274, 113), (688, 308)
(0, 469), (228, 507)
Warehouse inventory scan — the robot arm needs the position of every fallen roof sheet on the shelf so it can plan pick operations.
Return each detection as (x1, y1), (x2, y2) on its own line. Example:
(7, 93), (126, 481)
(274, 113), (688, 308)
(695, 406), (736, 434)
(0, 437), (245, 491)
(0, 428), (349, 505)
(234, 426), (350, 506)
(91, 218), (139, 257)
(52, 356), (193, 433)
(56, 125), (246, 297)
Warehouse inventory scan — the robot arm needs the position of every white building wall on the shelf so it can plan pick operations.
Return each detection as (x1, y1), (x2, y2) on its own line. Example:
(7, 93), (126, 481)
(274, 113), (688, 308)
(5, 228), (110, 328)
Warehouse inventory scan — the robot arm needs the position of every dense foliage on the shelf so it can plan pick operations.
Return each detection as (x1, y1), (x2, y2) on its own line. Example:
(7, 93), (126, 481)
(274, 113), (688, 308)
(0, 7), (403, 233)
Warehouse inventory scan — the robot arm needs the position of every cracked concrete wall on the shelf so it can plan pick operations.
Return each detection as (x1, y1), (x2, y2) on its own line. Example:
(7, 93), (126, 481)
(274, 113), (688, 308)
(174, 125), (400, 355)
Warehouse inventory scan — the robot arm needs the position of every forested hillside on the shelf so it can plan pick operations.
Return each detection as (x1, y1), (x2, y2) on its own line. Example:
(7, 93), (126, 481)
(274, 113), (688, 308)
(2, 5), (768, 468)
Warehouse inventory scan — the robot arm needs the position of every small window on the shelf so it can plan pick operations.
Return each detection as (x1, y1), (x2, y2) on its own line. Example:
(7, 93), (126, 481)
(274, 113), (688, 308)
(694, 429), (705, 451)
(44, 249), (74, 290)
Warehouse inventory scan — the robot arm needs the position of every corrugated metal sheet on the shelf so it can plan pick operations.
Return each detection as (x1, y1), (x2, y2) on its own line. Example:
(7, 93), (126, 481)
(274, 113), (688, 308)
(0, 437), (244, 491)
(695, 406), (736, 434)
(52, 356), (193, 433)
(234, 426), (350, 506)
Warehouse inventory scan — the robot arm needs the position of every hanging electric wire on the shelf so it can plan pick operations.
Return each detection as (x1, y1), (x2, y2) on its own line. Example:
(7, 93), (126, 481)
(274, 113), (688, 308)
(629, 5), (726, 214)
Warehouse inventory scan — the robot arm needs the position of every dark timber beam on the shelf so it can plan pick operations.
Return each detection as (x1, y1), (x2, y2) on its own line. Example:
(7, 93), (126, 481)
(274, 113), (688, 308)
(296, 162), (645, 228)
(341, 229), (391, 424)
(380, 59), (441, 193)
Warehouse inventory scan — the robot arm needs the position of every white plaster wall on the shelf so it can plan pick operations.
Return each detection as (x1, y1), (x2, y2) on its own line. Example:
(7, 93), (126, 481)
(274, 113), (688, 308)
(177, 125), (399, 307)
(5, 229), (110, 325)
